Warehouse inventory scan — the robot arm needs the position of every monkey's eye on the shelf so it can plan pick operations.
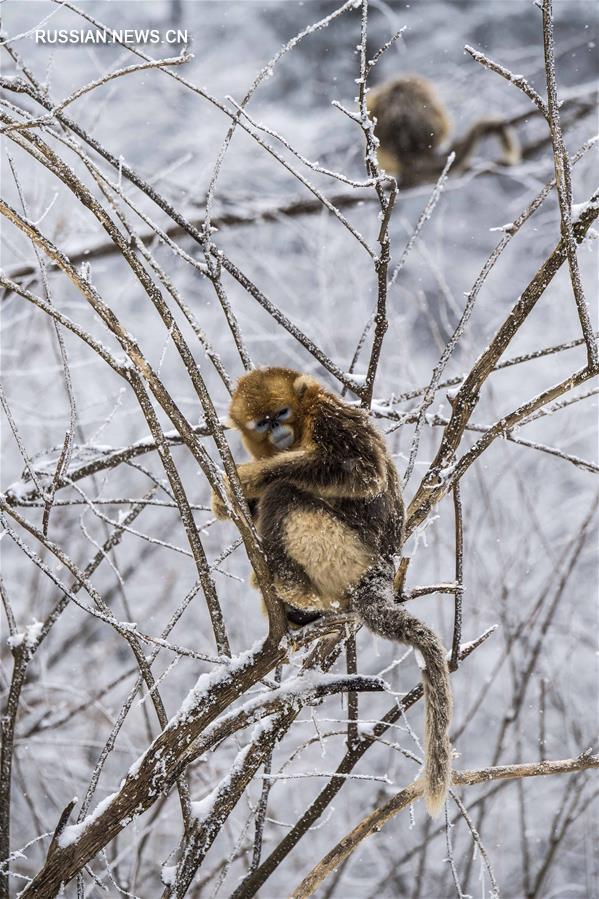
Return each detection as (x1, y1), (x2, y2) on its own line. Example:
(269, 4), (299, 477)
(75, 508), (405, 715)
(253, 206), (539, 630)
(255, 418), (270, 433)
(277, 407), (291, 421)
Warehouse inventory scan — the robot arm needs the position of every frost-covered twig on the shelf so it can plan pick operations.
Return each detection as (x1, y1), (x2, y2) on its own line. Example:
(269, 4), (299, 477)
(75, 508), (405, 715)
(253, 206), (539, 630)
(407, 188), (599, 535)
(465, 45), (548, 117)
(400, 136), (593, 484)
(390, 329), (598, 404)
(355, 0), (399, 406)
(468, 26), (597, 370)
(0, 51), (192, 134)
(0, 497), (151, 896)
(541, 0), (598, 369)
(449, 790), (500, 899)
(202, 0), (359, 225)
(290, 753), (599, 898)
(446, 366), (596, 492)
(228, 98), (380, 189)
(0, 382), (48, 502)
(450, 485), (464, 671)
(388, 152), (454, 292)
(0, 70), (367, 397)
(0, 196), (261, 650)
(0, 187), (373, 284)
(230, 626), (496, 899)
(163, 674), (385, 898)
(444, 805), (467, 899)
(18, 638), (293, 897)
(5, 153), (78, 537)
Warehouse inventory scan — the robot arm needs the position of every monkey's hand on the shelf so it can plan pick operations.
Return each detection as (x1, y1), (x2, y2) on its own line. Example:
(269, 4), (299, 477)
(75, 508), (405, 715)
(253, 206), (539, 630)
(211, 466), (264, 521)
(234, 462), (268, 501)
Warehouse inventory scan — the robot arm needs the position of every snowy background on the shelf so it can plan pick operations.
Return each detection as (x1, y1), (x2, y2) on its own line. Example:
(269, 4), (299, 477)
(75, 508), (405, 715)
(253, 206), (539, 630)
(1, 1), (598, 896)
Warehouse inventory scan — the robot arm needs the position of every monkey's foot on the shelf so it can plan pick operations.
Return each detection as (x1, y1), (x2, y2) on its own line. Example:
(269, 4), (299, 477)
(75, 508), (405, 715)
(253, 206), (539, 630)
(284, 604), (322, 628)
(273, 579), (322, 611)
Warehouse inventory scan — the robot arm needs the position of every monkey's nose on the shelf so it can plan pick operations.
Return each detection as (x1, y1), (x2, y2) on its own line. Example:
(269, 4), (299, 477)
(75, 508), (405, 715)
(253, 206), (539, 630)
(270, 425), (294, 450)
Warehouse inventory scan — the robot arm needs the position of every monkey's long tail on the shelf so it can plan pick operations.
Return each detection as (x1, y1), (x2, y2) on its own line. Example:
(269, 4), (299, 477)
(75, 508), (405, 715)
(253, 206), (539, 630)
(354, 564), (453, 817)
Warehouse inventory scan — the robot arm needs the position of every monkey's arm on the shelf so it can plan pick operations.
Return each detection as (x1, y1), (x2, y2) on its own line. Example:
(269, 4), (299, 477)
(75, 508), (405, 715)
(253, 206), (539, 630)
(236, 435), (387, 501)
(210, 454), (310, 519)
(212, 397), (390, 515)
(209, 453), (307, 520)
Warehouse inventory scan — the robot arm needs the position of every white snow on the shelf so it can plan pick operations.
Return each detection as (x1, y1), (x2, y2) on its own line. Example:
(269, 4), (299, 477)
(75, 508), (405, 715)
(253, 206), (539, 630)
(174, 641), (263, 723)
(190, 786), (220, 821)
(161, 865), (177, 886)
(7, 619), (43, 651)
(571, 197), (599, 222)
(344, 371), (367, 385)
(6, 480), (35, 501)
(489, 222), (515, 234)
(58, 791), (118, 848)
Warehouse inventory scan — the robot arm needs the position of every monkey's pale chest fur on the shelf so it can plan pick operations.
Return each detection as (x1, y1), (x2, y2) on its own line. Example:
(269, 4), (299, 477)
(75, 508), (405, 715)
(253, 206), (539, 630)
(280, 506), (376, 612)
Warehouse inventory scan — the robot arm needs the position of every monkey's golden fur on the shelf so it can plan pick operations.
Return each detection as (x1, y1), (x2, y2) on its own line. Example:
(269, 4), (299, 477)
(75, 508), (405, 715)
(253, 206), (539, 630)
(367, 75), (520, 184)
(213, 367), (453, 816)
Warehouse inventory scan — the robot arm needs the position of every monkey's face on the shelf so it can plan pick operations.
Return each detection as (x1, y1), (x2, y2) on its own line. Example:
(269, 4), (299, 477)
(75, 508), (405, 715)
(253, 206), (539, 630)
(229, 368), (308, 459)
(247, 403), (296, 452)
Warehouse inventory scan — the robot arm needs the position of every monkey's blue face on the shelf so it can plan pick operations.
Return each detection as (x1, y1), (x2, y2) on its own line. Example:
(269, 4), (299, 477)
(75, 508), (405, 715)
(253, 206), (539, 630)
(249, 406), (295, 451)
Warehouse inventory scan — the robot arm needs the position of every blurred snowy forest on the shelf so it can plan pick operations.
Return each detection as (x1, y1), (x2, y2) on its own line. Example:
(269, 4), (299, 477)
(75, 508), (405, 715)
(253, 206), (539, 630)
(1, 0), (598, 896)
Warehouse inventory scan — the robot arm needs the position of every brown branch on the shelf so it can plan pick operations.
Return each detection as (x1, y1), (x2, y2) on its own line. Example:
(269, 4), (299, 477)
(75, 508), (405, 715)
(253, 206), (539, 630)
(468, 28), (597, 370)
(229, 626), (496, 899)
(449, 484), (463, 670)
(291, 753), (599, 899)
(20, 637), (292, 897)
(392, 331), (597, 404)
(446, 366), (597, 494)
(0, 80), (364, 398)
(0, 192), (279, 646)
(164, 671), (383, 898)
(1, 75), (594, 283)
(0, 189), (374, 284)
(0, 497), (151, 898)
(3, 425), (211, 506)
(464, 45), (548, 116)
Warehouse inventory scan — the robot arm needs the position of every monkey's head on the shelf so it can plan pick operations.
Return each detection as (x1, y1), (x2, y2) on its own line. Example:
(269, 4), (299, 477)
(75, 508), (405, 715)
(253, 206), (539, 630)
(228, 367), (321, 459)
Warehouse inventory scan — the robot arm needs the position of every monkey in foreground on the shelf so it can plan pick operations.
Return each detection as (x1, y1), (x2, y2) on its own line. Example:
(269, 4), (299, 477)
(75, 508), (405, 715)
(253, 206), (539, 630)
(212, 367), (452, 816)
(367, 75), (520, 185)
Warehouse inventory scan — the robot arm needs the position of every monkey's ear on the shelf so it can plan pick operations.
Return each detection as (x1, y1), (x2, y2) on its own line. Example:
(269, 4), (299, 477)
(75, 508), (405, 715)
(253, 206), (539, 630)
(293, 374), (321, 399)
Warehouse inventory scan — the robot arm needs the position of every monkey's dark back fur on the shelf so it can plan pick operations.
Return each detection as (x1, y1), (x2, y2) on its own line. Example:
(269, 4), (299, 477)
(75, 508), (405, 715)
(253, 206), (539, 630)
(258, 397), (404, 560)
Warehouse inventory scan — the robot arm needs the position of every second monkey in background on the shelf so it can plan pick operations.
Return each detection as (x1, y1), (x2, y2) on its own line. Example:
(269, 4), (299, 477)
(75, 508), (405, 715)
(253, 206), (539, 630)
(367, 75), (520, 184)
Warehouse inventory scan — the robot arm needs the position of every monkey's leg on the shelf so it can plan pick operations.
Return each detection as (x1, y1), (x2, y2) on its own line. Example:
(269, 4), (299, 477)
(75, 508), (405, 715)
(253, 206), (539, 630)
(252, 577), (320, 626)
(251, 554), (322, 625)
(352, 561), (453, 817)
(256, 484), (324, 625)
(278, 502), (375, 612)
